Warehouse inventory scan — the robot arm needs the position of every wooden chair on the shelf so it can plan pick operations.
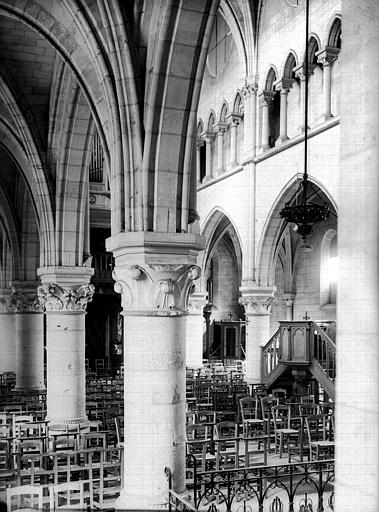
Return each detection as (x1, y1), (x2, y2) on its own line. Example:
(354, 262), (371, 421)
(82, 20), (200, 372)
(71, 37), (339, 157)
(7, 484), (43, 511)
(49, 481), (86, 510)
(271, 405), (299, 462)
(271, 388), (287, 404)
(186, 424), (215, 475)
(52, 436), (77, 452)
(92, 447), (123, 510)
(305, 414), (335, 460)
(214, 421), (240, 470)
(240, 397), (264, 437)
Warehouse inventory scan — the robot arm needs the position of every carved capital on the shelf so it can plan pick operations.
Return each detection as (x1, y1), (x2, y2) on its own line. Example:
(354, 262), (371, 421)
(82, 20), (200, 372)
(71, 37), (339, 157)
(37, 283), (95, 312)
(213, 122), (229, 134)
(242, 79), (258, 99)
(258, 90), (276, 107)
(187, 291), (208, 315)
(113, 264), (201, 316)
(294, 63), (316, 81)
(201, 130), (215, 143)
(316, 46), (340, 66)
(239, 286), (276, 315)
(6, 284), (42, 313)
(226, 112), (243, 126)
(274, 77), (295, 93)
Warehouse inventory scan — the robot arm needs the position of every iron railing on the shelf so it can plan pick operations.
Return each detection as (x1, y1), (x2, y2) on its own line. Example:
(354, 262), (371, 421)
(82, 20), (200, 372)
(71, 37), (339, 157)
(167, 458), (334, 512)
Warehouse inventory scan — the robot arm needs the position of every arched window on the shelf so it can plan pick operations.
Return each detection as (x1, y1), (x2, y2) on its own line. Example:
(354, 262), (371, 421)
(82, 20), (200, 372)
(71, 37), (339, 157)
(284, 53), (297, 79)
(265, 68), (280, 148)
(308, 36), (320, 65)
(320, 230), (338, 307)
(328, 18), (341, 49)
(233, 93), (243, 163)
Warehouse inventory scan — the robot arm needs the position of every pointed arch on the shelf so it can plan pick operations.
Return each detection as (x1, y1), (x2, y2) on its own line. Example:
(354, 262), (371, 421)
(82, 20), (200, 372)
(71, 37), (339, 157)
(283, 52), (298, 79)
(256, 174), (338, 288)
(220, 102), (229, 122)
(199, 208), (243, 290)
(265, 66), (277, 91)
(327, 17), (342, 49)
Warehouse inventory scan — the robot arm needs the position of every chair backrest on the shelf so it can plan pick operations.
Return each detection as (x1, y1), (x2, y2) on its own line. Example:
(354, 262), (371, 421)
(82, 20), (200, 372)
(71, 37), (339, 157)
(305, 414), (330, 444)
(240, 396), (259, 421)
(214, 421), (238, 440)
(261, 395), (276, 420)
(300, 395), (315, 404)
(82, 431), (107, 449)
(271, 388), (287, 403)
(7, 484), (43, 511)
(49, 481), (85, 510)
(271, 405), (291, 430)
(52, 436), (77, 452)
(195, 409), (216, 424)
(299, 404), (319, 417)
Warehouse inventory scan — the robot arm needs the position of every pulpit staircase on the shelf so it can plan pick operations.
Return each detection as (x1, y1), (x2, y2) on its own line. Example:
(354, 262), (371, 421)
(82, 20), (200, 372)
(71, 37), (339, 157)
(261, 321), (336, 400)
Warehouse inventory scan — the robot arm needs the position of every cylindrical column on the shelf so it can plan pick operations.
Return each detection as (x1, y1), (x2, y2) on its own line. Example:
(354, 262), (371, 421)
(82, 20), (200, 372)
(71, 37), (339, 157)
(239, 287), (276, 384)
(336, 2), (379, 510)
(202, 132), (214, 182)
(274, 78), (294, 143)
(243, 78), (257, 158)
(110, 257), (202, 509)
(186, 291), (208, 369)
(196, 138), (202, 184)
(213, 123), (227, 176)
(37, 278), (94, 425)
(258, 91), (275, 150)
(229, 120), (238, 167)
(0, 311), (16, 373)
(0, 291), (16, 373)
(15, 313), (44, 390)
(316, 47), (340, 120)
(6, 286), (44, 390)
(106, 235), (203, 509)
(294, 63), (315, 132)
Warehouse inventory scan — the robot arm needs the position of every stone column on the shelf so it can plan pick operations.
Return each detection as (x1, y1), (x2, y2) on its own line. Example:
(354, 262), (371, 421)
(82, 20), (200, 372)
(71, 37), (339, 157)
(37, 267), (94, 426)
(7, 284), (44, 390)
(242, 79), (258, 284)
(213, 122), (228, 176)
(186, 290), (208, 369)
(274, 77), (294, 143)
(195, 137), (204, 184)
(316, 46), (340, 121)
(336, 2), (379, 510)
(294, 63), (315, 132)
(258, 90), (275, 151)
(239, 286), (276, 384)
(107, 232), (203, 510)
(242, 78), (257, 159)
(283, 294), (295, 321)
(226, 113), (242, 168)
(201, 131), (214, 182)
(0, 290), (16, 373)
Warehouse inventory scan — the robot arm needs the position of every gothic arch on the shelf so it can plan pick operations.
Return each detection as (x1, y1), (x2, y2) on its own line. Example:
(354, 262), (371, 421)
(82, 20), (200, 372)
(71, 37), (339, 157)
(199, 208), (243, 290)
(256, 174), (337, 288)
(324, 13), (342, 48)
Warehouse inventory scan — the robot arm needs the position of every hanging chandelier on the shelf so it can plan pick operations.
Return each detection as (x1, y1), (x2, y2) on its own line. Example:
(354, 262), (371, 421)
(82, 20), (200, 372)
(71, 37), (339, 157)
(280, 0), (329, 247)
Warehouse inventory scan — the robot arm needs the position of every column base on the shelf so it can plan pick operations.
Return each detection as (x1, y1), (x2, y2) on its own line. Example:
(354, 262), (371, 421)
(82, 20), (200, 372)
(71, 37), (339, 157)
(115, 491), (168, 511)
(202, 175), (212, 183)
(46, 416), (88, 427)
